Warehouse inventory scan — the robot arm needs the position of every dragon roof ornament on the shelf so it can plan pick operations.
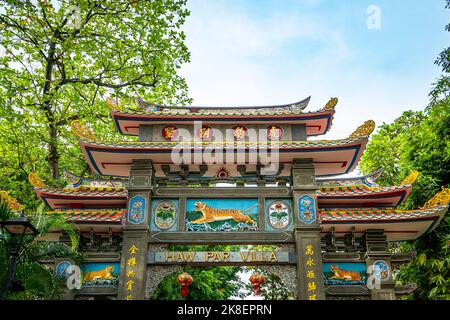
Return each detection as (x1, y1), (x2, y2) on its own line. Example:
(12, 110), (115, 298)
(106, 97), (124, 111)
(0, 190), (24, 211)
(323, 97), (338, 110)
(28, 172), (48, 188)
(421, 187), (450, 209)
(349, 120), (376, 139)
(401, 170), (420, 186)
(71, 120), (97, 141)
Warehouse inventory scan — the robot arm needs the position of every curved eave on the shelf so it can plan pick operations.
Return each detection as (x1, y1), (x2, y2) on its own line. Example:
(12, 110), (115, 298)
(317, 185), (413, 208)
(46, 210), (124, 232)
(317, 168), (383, 187)
(320, 205), (448, 241)
(79, 137), (368, 178)
(34, 188), (127, 210)
(136, 96), (311, 111)
(110, 109), (335, 137)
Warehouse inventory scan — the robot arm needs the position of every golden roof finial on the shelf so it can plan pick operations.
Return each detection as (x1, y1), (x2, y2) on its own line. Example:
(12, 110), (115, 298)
(401, 170), (420, 185)
(28, 172), (48, 188)
(349, 120), (376, 139)
(106, 97), (122, 111)
(323, 97), (338, 110)
(421, 187), (450, 209)
(0, 190), (24, 211)
(71, 120), (98, 141)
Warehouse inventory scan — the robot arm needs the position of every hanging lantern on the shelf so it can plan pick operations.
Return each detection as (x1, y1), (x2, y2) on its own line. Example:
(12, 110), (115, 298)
(177, 273), (193, 298)
(249, 273), (265, 295)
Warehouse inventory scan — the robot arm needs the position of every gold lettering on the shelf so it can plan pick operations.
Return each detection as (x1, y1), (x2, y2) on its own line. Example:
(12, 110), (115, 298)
(184, 251), (196, 262)
(212, 252), (221, 262)
(268, 251), (277, 262)
(176, 252), (184, 262)
(240, 251), (250, 262)
(205, 252), (214, 262)
(222, 252), (230, 262)
(165, 251), (174, 262)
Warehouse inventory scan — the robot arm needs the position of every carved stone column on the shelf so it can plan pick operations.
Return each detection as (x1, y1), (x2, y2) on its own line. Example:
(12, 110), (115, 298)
(291, 159), (325, 300)
(118, 159), (154, 300)
(364, 229), (396, 300)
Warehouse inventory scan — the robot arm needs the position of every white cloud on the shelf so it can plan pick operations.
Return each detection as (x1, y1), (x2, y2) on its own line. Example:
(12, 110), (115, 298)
(179, 0), (440, 145)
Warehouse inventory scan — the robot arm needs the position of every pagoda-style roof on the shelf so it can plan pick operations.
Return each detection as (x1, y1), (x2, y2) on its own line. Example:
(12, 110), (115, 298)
(28, 172), (127, 210)
(317, 168), (383, 188)
(320, 205), (447, 241)
(47, 209), (125, 224)
(72, 120), (374, 178)
(63, 170), (127, 191)
(318, 185), (412, 208)
(109, 97), (337, 137)
(317, 171), (419, 208)
(33, 188), (127, 210)
(45, 205), (447, 242)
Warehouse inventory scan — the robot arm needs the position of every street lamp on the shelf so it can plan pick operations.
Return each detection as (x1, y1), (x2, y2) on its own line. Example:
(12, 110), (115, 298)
(0, 213), (39, 300)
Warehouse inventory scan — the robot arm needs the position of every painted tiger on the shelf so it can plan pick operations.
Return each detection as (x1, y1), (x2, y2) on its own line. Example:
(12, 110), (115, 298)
(190, 202), (257, 224)
(329, 265), (362, 281)
(83, 265), (116, 282)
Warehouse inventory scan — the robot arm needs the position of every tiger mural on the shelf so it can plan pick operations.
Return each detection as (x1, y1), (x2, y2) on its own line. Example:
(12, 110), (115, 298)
(190, 202), (257, 224)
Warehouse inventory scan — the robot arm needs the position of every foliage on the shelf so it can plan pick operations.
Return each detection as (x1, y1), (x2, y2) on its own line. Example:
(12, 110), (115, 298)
(0, 0), (191, 211)
(150, 245), (246, 300)
(151, 266), (246, 300)
(244, 267), (294, 300)
(0, 202), (81, 299)
(359, 0), (450, 299)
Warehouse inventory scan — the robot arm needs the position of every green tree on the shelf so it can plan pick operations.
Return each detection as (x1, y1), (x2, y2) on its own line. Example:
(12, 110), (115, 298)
(150, 245), (246, 300)
(0, 0), (191, 208)
(0, 201), (81, 299)
(359, 0), (450, 299)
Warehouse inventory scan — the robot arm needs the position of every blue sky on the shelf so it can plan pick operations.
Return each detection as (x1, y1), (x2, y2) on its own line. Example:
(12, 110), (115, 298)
(180, 0), (450, 141)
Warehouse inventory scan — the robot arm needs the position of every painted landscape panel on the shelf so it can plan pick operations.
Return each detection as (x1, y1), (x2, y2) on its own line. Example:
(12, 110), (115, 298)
(186, 198), (259, 232)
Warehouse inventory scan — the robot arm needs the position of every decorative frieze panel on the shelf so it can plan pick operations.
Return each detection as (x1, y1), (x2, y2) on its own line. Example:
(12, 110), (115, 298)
(185, 198), (259, 232)
(323, 262), (367, 286)
(150, 199), (179, 232)
(298, 195), (317, 224)
(127, 195), (146, 225)
(265, 199), (294, 231)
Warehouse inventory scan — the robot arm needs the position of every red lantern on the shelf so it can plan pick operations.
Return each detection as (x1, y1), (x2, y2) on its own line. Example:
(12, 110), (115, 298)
(249, 273), (265, 295)
(177, 273), (193, 298)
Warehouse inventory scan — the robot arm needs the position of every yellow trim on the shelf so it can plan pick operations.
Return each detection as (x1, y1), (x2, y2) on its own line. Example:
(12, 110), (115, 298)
(46, 210), (124, 215)
(323, 97), (338, 110)
(401, 170), (420, 185)
(28, 172), (48, 188)
(349, 120), (376, 139)
(0, 190), (24, 211)
(71, 120), (97, 141)
(421, 187), (450, 209)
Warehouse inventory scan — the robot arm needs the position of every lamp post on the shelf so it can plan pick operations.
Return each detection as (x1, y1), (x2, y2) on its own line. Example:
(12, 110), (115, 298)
(0, 213), (39, 300)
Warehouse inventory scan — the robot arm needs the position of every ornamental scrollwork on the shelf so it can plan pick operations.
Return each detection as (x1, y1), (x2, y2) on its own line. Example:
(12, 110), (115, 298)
(401, 170), (420, 185)
(28, 172), (48, 188)
(71, 120), (98, 141)
(323, 97), (338, 110)
(106, 97), (122, 111)
(0, 190), (24, 211)
(349, 120), (376, 139)
(421, 187), (450, 209)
